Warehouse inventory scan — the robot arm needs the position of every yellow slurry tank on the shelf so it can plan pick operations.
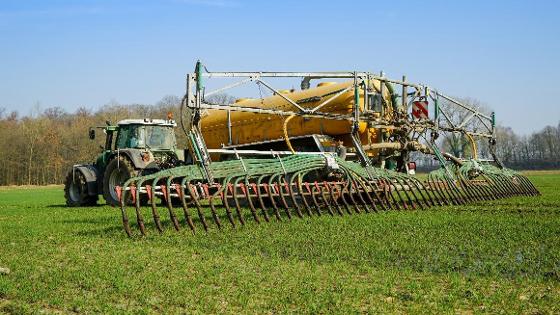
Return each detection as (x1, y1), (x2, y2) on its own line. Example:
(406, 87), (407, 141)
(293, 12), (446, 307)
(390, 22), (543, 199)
(201, 79), (391, 153)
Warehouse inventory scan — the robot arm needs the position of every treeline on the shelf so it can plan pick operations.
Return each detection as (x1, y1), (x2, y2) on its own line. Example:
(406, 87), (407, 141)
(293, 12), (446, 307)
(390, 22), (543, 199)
(0, 96), (183, 186)
(0, 97), (558, 185)
(415, 123), (560, 171)
(492, 124), (560, 169)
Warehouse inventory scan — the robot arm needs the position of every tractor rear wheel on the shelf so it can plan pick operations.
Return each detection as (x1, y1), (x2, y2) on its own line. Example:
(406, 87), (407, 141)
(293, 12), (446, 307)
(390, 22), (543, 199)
(103, 156), (138, 206)
(64, 169), (98, 206)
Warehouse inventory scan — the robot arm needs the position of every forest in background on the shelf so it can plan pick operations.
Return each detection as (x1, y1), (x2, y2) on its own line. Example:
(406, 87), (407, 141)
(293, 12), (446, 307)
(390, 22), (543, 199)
(0, 95), (558, 186)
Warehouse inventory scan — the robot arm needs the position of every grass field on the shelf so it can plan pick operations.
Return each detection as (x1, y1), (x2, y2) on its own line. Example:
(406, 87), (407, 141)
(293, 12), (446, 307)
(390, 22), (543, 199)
(0, 172), (559, 314)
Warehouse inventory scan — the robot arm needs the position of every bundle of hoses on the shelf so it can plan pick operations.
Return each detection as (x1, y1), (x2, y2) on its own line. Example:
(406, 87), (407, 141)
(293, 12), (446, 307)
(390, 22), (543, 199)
(116, 155), (539, 237)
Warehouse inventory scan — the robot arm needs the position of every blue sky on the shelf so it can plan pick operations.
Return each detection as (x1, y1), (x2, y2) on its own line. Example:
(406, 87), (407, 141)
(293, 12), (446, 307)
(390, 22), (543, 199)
(0, 0), (558, 134)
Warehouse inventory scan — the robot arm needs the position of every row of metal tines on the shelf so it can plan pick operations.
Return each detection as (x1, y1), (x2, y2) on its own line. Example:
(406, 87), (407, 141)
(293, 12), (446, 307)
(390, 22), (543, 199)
(116, 173), (538, 237)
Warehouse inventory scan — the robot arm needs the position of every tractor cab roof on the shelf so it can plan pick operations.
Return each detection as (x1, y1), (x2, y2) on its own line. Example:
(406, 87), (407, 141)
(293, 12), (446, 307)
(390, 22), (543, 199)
(117, 119), (177, 127)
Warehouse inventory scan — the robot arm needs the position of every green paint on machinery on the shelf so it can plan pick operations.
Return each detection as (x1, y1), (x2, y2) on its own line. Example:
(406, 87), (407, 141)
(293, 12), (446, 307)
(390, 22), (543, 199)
(117, 153), (538, 237)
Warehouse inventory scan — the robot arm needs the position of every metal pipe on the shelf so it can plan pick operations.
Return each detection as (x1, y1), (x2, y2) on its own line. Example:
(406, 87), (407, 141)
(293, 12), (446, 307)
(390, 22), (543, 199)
(402, 75), (407, 112)
(255, 79), (307, 112)
(227, 110), (232, 145)
(191, 102), (354, 121)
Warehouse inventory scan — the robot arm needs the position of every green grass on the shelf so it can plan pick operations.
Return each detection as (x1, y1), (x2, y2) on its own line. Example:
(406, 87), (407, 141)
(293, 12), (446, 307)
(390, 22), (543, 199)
(1, 173), (559, 314)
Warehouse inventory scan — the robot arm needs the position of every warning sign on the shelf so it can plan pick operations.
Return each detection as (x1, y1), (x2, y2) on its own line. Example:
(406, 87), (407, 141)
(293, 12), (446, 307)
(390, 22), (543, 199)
(412, 100), (429, 119)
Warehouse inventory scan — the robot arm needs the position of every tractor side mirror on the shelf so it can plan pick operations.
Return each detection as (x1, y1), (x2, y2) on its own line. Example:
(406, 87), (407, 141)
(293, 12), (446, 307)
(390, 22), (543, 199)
(89, 129), (95, 140)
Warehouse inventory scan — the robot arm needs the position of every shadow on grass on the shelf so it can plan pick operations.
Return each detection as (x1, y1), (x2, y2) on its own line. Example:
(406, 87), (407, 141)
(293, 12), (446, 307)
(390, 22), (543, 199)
(74, 225), (126, 237)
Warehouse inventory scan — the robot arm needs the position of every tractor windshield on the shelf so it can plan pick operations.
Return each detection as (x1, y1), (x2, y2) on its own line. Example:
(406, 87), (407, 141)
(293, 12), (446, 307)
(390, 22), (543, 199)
(116, 125), (176, 150)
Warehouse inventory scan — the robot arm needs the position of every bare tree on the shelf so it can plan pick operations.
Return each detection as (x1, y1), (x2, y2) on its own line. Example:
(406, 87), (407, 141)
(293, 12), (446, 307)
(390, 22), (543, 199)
(438, 97), (490, 158)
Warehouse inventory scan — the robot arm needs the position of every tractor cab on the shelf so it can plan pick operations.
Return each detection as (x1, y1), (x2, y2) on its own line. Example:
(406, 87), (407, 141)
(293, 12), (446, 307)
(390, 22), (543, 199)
(114, 119), (177, 151)
(90, 119), (180, 170)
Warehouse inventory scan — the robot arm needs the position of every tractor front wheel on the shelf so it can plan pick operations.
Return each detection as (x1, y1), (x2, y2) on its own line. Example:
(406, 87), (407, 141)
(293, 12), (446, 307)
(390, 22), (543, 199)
(64, 169), (98, 206)
(103, 156), (138, 206)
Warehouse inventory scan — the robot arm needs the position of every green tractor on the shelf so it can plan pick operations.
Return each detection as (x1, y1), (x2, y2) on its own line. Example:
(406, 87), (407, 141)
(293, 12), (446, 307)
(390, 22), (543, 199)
(64, 118), (188, 206)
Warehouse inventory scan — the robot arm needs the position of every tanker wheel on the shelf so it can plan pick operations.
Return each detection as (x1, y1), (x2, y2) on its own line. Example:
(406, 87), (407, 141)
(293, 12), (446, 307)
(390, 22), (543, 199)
(103, 156), (139, 206)
(64, 169), (98, 207)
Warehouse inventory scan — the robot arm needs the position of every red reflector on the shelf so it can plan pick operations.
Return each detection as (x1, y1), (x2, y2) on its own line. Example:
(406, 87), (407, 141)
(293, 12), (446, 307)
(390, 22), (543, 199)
(408, 162), (417, 170)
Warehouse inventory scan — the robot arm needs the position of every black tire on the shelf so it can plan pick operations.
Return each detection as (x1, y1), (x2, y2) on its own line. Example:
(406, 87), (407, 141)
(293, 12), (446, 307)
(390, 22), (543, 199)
(103, 156), (139, 206)
(64, 168), (98, 207)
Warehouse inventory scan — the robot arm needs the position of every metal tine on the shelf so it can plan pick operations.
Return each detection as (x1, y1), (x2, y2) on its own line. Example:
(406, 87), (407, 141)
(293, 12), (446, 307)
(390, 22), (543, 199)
(478, 179), (494, 201)
(335, 179), (355, 215)
(423, 178), (441, 207)
(410, 178), (435, 208)
(513, 175), (530, 196)
(341, 172), (362, 213)
(275, 175), (293, 219)
(164, 177), (181, 232)
(150, 177), (178, 231)
(356, 177), (378, 212)
(434, 178), (454, 206)
(390, 178), (410, 209)
(492, 175), (511, 197)
(487, 174), (507, 198)
(522, 175), (540, 195)
(479, 178), (496, 200)
(401, 178), (424, 209)
(240, 178), (260, 223)
(403, 178), (425, 210)
(118, 186), (133, 237)
(144, 184), (163, 233)
(133, 181), (146, 236)
(292, 171), (314, 216)
(316, 182), (335, 215)
(284, 177), (304, 218)
(519, 175), (539, 196)
(355, 179), (377, 212)
(366, 179), (390, 210)
(465, 178), (484, 202)
(351, 179), (370, 213)
(483, 175), (503, 199)
(505, 175), (522, 196)
(447, 181), (464, 205)
(304, 182), (322, 215)
(465, 175), (487, 202)
(398, 177), (421, 210)
(501, 175), (516, 197)
(432, 176), (452, 206)
(388, 178), (409, 210)
(215, 181), (236, 228)
(347, 179), (364, 213)
(178, 177), (196, 233)
(456, 177), (475, 204)
(402, 177), (421, 210)
(263, 180), (282, 221)
(511, 176), (526, 196)
(447, 176), (467, 205)
(511, 176), (531, 196)
(254, 175), (270, 222)
(497, 174), (515, 197)
(504, 176), (522, 196)
(187, 182), (210, 231)
(326, 182), (344, 216)
(230, 178), (247, 225)
(149, 178), (168, 232)
(380, 178), (400, 210)
(474, 177), (493, 201)
(305, 170), (325, 215)
(442, 179), (461, 205)
(202, 183), (224, 228)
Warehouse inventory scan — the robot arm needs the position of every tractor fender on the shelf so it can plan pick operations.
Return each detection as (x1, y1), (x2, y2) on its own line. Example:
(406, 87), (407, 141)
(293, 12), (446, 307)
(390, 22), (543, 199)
(73, 164), (99, 196)
(112, 149), (151, 170)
